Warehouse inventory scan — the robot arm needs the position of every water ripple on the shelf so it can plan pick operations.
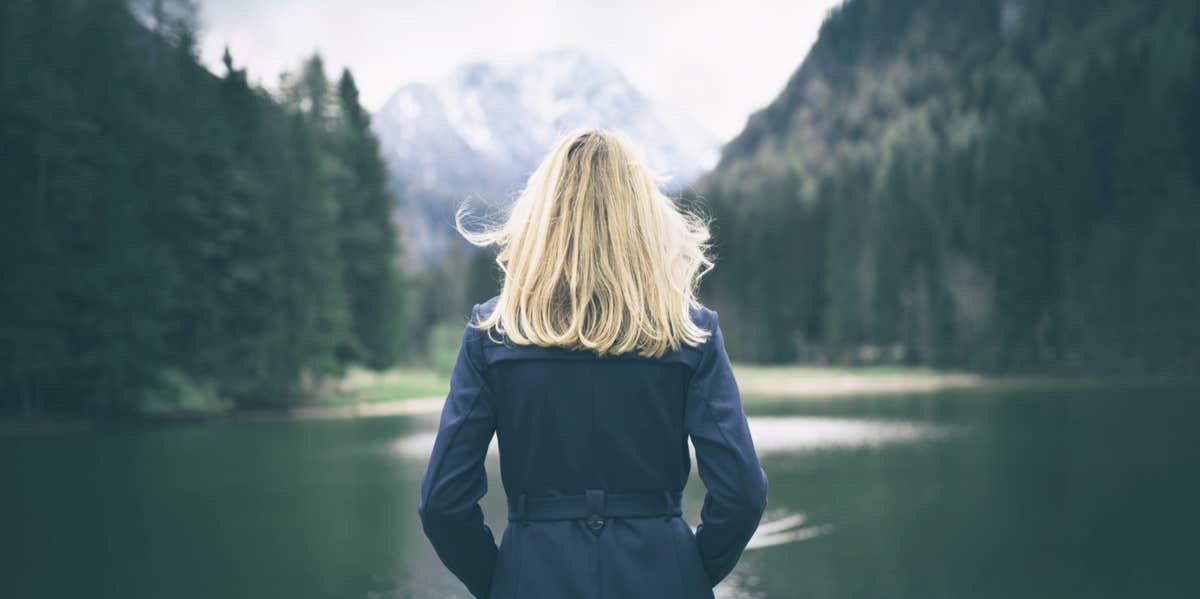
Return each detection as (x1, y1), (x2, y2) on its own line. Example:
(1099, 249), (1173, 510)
(391, 415), (957, 459)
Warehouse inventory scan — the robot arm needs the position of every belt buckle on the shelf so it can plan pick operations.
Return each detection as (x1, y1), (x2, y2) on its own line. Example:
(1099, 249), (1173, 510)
(584, 489), (606, 535)
(585, 513), (605, 534)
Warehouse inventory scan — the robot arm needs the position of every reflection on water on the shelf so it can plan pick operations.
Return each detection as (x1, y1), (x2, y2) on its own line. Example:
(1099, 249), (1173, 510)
(747, 512), (833, 550)
(392, 415), (957, 459)
(746, 416), (957, 453)
(392, 429), (487, 459)
(3, 386), (1199, 599)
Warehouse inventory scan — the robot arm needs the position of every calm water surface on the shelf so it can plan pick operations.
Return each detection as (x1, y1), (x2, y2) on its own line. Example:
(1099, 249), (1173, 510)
(3, 385), (1198, 598)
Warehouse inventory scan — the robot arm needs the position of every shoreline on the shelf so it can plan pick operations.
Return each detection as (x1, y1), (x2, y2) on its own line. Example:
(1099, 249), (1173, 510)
(0, 396), (449, 437)
(3, 368), (1195, 436)
(734, 367), (987, 398)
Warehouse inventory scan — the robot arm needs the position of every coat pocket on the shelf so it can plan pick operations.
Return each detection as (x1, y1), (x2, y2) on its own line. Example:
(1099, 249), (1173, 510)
(490, 524), (528, 599)
(667, 517), (715, 598)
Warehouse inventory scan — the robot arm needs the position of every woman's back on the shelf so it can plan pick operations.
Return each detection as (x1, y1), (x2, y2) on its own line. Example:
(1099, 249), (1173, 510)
(420, 298), (766, 598)
(487, 298), (695, 497)
(417, 129), (767, 598)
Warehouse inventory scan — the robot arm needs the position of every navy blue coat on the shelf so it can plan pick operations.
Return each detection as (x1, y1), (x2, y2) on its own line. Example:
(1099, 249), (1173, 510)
(418, 297), (768, 598)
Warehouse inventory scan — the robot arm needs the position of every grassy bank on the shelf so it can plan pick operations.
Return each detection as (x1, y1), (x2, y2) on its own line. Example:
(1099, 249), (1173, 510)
(318, 364), (1190, 408)
(319, 367), (449, 405)
(5, 364), (1185, 434)
(732, 364), (987, 403)
(320, 364), (992, 407)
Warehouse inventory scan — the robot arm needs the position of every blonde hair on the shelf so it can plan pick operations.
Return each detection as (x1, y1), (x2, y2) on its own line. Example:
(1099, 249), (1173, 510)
(456, 128), (714, 357)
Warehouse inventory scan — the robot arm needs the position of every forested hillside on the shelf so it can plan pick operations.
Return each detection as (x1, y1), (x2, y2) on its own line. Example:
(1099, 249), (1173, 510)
(0, 0), (405, 415)
(697, 0), (1200, 372)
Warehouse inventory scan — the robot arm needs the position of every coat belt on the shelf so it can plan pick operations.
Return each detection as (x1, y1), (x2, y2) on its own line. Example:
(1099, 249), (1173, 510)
(508, 489), (683, 524)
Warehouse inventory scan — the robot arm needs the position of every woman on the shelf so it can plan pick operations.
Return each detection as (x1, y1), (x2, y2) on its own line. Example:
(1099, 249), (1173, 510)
(418, 129), (768, 598)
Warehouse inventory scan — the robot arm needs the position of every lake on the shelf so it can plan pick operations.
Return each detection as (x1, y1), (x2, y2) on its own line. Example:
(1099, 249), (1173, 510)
(3, 384), (1198, 598)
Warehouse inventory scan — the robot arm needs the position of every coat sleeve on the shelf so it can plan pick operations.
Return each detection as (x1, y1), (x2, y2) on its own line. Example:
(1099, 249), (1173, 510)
(418, 303), (498, 598)
(685, 309), (769, 587)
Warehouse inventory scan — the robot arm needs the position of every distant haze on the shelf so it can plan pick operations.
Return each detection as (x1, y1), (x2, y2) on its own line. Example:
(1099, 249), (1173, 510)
(372, 48), (722, 263)
(196, 0), (841, 142)
(374, 48), (720, 195)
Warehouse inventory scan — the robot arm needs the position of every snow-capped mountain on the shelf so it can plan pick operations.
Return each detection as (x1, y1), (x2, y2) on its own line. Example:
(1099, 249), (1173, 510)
(373, 48), (719, 261)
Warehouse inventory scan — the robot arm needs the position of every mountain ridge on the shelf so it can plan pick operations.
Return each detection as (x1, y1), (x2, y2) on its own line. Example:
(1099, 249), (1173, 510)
(373, 48), (720, 261)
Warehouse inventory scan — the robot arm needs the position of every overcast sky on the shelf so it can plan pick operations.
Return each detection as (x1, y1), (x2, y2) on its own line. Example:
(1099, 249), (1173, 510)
(196, 0), (842, 142)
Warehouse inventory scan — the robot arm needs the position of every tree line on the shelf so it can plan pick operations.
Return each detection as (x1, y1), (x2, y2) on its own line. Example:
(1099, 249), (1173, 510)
(0, 0), (406, 415)
(695, 0), (1200, 373)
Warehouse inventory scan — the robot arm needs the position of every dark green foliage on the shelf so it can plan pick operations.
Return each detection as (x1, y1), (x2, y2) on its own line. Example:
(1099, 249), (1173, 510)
(333, 70), (406, 370)
(0, 1), (405, 415)
(698, 0), (1200, 373)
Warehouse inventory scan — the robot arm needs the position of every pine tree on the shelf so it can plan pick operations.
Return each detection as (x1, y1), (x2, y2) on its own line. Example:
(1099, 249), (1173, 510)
(334, 69), (405, 369)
